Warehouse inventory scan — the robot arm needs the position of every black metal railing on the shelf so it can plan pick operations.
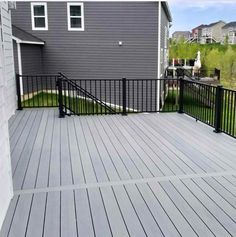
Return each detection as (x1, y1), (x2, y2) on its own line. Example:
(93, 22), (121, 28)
(57, 75), (179, 116)
(221, 88), (236, 138)
(16, 74), (179, 116)
(181, 79), (217, 128)
(58, 74), (118, 116)
(178, 78), (236, 138)
(15, 73), (236, 138)
(16, 74), (59, 108)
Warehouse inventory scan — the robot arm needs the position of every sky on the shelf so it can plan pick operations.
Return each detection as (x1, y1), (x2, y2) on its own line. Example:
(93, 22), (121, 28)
(168, 0), (236, 34)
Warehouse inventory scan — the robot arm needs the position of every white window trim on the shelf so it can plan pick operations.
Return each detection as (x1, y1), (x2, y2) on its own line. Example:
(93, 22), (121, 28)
(67, 2), (84, 31)
(31, 2), (48, 31)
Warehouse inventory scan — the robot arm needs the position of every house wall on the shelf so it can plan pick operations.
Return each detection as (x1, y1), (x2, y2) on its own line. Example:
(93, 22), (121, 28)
(160, 3), (169, 77)
(0, 1), (15, 231)
(212, 22), (226, 43)
(12, 2), (161, 79)
(13, 42), (44, 74)
(222, 27), (236, 44)
(21, 44), (43, 74)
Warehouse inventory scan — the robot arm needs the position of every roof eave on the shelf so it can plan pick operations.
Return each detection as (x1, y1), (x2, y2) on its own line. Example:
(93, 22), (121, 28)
(162, 1), (172, 22)
(12, 36), (45, 45)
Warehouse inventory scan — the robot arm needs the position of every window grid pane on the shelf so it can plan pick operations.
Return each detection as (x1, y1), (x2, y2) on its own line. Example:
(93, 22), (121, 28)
(34, 5), (45, 16)
(34, 17), (46, 28)
(70, 6), (81, 16)
(70, 18), (81, 28)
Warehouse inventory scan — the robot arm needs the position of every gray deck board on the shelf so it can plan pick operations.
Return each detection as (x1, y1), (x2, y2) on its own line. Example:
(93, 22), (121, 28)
(25, 193), (46, 237)
(74, 189), (95, 237)
(35, 109), (55, 188)
(148, 181), (197, 237)
(160, 181), (214, 236)
(1, 109), (236, 237)
(124, 183), (164, 237)
(171, 179), (232, 236)
(88, 188), (112, 236)
(48, 113), (61, 187)
(61, 190), (78, 237)
(136, 183), (180, 237)
(129, 115), (205, 174)
(13, 111), (43, 190)
(23, 110), (49, 189)
(43, 192), (60, 237)
(8, 194), (32, 237)
(98, 116), (142, 179)
(122, 116), (190, 175)
(100, 186), (129, 237)
(182, 178), (236, 236)
(162, 115), (236, 170)
(67, 117), (85, 184)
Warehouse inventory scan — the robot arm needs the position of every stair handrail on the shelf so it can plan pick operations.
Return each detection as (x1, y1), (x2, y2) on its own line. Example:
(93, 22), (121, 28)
(58, 73), (117, 114)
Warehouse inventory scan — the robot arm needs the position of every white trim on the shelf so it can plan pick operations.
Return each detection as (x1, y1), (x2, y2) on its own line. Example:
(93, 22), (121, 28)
(31, 2), (48, 31)
(157, 1), (161, 111)
(19, 40), (44, 45)
(12, 36), (21, 43)
(16, 42), (23, 95)
(67, 2), (84, 31)
(12, 36), (44, 45)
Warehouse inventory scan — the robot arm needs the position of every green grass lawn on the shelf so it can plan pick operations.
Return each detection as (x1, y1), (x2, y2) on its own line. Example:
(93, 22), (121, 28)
(22, 92), (118, 114)
(22, 92), (58, 107)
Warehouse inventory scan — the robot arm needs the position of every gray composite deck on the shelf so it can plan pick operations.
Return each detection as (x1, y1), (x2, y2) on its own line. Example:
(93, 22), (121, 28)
(1, 108), (236, 237)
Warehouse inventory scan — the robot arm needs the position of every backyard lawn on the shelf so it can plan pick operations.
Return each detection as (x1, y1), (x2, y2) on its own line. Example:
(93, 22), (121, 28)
(22, 92), (116, 114)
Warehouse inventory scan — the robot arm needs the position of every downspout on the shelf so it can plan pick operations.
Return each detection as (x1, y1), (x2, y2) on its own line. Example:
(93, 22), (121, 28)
(157, 1), (161, 111)
(16, 41), (23, 95)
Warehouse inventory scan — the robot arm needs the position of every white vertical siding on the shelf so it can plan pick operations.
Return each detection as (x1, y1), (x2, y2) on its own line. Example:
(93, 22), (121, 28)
(0, 1), (15, 230)
(1, 2), (16, 118)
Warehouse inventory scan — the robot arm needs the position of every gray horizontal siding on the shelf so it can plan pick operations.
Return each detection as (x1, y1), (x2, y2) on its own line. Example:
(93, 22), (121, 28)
(21, 44), (43, 75)
(13, 42), (43, 75)
(12, 2), (160, 79)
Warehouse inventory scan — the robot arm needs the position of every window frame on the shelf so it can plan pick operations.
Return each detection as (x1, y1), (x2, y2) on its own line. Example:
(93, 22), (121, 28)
(67, 2), (84, 31)
(31, 2), (48, 31)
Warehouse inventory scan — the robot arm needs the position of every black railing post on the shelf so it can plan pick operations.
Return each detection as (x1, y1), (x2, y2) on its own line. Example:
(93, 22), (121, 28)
(178, 77), (184, 114)
(57, 75), (65, 118)
(122, 78), (127, 116)
(214, 85), (223, 133)
(16, 74), (23, 110)
(215, 68), (221, 81)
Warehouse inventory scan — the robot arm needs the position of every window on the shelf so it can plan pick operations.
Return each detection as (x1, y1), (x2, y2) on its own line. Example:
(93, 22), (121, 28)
(67, 3), (84, 31)
(31, 2), (48, 30)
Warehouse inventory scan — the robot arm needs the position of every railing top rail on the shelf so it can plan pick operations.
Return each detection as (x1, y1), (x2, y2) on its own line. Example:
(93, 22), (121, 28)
(182, 78), (218, 88)
(222, 87), (236, 93)
(18, 74), (59, 77)
(64, 78), (177, 81)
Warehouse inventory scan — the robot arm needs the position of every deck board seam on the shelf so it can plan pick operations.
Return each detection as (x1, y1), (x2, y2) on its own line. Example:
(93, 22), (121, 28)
(14, 170), (236, 195)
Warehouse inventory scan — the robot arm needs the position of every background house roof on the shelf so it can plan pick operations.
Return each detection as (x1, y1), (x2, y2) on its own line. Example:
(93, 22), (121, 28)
(12, 25), (44, 44)
(204, 20), (226, 28)
(222, 21), (236, 29)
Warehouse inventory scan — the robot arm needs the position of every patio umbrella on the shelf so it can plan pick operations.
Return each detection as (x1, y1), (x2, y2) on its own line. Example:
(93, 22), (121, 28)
(195, 50), (201, 69)
(193, 51), (201, 77)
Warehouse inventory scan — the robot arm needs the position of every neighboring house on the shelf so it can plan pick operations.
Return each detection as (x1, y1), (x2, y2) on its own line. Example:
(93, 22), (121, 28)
(11, 1), (172, 80)
(0, 1), (16, 230)
(172, 31), (191, 41)
(189, 24), (207, 43)
(222, 22), (236, 44)
(189, 21), (226, 44)
(201, 20), (226, 44)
